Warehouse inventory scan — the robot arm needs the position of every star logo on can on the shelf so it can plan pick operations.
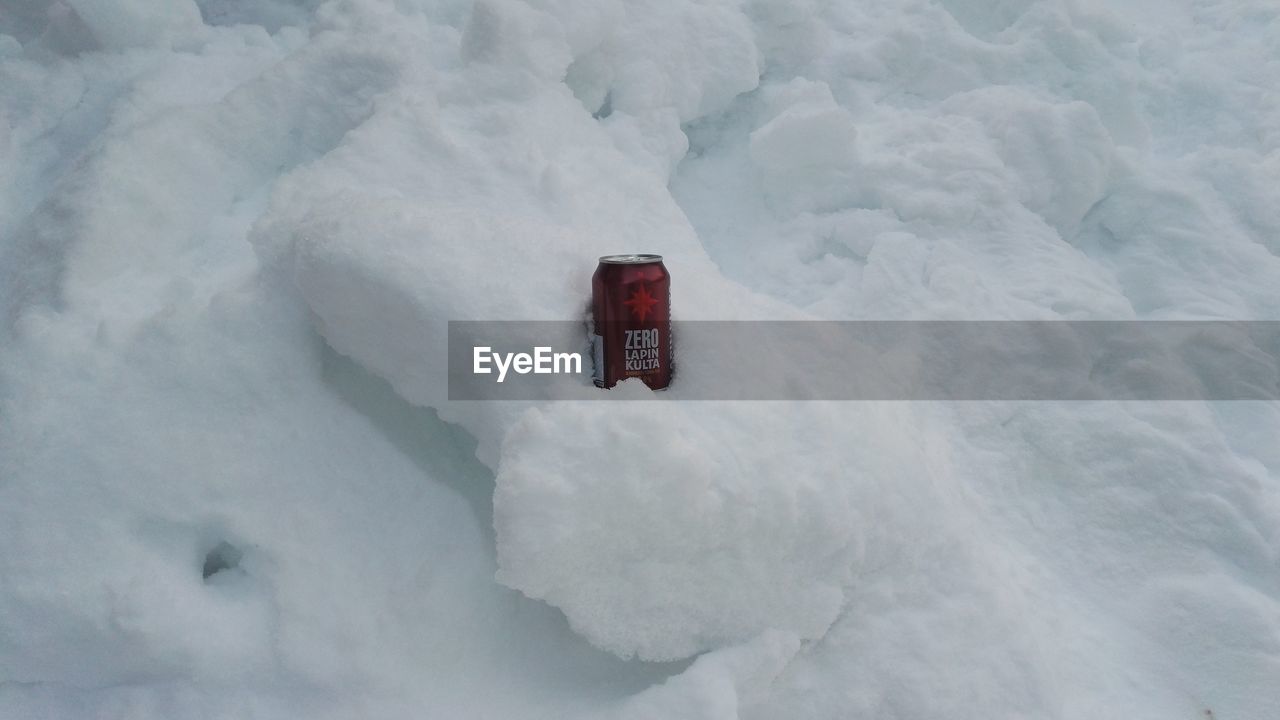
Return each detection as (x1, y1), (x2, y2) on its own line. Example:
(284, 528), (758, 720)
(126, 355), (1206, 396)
(623, 283), (659, 321)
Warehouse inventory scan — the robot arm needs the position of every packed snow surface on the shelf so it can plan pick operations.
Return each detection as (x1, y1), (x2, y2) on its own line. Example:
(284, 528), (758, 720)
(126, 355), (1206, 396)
(3, 0), (1280, 718)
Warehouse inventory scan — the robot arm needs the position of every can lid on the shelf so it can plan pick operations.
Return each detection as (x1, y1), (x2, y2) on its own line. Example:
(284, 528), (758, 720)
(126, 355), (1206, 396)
(598, 254), (663, 264)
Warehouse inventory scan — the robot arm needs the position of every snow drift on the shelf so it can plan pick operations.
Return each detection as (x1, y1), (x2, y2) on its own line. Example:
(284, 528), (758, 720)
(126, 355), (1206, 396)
(2, 0), (1279, 718)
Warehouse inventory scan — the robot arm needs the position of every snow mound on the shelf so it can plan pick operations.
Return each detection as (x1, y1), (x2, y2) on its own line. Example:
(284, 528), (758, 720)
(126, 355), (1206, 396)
(495, 403), (867, 660)
(241, 8), (857, 656)
(940, 87), (1115, 234)
(749, 78), (861, 215)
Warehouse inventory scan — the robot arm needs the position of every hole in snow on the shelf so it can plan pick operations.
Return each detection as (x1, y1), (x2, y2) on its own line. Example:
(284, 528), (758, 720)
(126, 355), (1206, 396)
(202, 541), (244, 581)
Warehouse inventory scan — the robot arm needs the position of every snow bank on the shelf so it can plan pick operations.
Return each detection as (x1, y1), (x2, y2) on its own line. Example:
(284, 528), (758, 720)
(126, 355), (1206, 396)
(495, 403), (873, 660)
(244, 0), (871, 658)
(3, 0), (1280, 718)
(749, 78), (861, 215)
(939, 87), (1115, 234)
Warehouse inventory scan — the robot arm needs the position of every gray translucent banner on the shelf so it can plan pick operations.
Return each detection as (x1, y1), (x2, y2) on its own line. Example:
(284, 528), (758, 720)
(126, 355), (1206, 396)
(447, 321), (1280, 401)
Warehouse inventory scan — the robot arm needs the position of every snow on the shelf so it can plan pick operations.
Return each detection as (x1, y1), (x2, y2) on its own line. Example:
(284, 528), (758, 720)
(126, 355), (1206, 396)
(494, 402), (875, 661)
(3, 0), (1280, 718)
(64, 0), (204, 51)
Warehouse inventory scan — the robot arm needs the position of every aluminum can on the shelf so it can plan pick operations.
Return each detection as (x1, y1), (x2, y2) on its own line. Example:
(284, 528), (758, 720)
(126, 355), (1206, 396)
(592, 254), (671, 389)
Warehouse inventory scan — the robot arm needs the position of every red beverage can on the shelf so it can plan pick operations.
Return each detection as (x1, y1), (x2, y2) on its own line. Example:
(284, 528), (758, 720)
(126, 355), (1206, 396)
(592, 254), (671, 390)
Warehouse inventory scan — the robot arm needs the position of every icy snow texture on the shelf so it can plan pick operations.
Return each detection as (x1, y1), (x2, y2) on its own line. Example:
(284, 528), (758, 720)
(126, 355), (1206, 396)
(494, 403), (875, 661)
(3, 0), (1280, 718)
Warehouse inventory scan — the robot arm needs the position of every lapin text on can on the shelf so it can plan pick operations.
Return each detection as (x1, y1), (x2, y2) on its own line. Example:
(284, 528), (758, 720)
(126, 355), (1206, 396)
(592, 254), (671, 390)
